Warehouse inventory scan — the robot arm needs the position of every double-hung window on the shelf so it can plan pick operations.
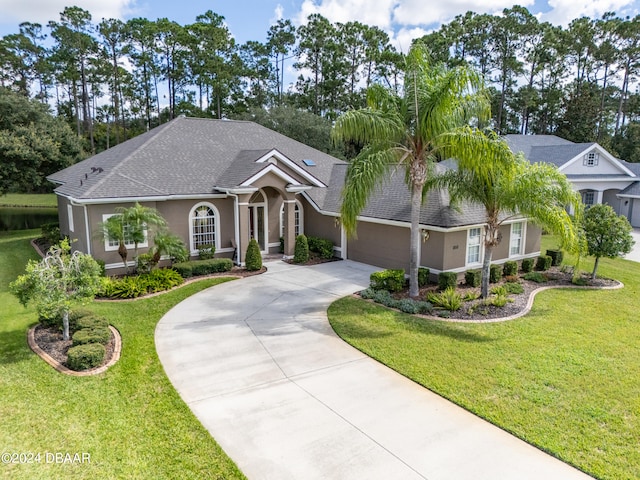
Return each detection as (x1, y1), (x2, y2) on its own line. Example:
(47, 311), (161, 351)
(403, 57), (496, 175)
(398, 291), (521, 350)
(510, 222), (524, 256)
(467, 227), (482, 265)
(102, 214), (148, 252)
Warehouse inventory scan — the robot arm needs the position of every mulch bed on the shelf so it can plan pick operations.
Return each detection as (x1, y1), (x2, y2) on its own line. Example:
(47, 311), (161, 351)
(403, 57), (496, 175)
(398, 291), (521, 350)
(375, 267), (620, 322)
(33, 324), (117, 370)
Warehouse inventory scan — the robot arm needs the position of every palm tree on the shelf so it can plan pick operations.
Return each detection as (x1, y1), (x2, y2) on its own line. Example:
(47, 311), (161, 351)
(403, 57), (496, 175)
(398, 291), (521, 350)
(430, 139), (581, 298)
(97, 214), (129, 271)
(117, 202), (167, 260)
(151, 231), (188, 266)
(332, 45), (490, 297)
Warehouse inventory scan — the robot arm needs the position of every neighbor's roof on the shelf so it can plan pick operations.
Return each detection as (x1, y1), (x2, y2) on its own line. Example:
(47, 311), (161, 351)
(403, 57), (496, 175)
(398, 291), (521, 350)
(504, 134), (596, 167)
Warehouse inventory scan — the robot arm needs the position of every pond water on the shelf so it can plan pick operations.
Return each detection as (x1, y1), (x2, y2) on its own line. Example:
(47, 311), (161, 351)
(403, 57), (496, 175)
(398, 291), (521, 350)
(0, 207), (59, 231)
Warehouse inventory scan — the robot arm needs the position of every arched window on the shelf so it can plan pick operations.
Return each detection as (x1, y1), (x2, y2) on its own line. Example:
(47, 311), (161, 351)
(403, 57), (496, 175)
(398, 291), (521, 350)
(189, 203), (219, 253)
(280, 201), (303, 238)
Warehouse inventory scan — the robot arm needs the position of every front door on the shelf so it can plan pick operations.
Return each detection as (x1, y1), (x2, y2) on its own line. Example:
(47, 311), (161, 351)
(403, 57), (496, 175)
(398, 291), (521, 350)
(249, 191), (267, 252)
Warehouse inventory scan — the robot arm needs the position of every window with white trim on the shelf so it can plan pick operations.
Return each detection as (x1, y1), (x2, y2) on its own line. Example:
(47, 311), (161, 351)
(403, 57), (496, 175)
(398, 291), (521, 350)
(102, 214), (148, 252)
(467, 227), (482, 265)
(582, 191), (595, 207)
(67, 204), (74, 233)
(279, 201), (303, 237)
(583, 152), (599, 166)
(510, 222), (524, 256)
(190, 203), (218, 252)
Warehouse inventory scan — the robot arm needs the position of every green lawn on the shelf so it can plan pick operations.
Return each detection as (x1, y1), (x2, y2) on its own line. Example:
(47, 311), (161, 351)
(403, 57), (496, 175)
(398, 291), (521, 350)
(0, 193), (57, 208)
(329, 237), (640, 480)
(0, 230), (245, 479)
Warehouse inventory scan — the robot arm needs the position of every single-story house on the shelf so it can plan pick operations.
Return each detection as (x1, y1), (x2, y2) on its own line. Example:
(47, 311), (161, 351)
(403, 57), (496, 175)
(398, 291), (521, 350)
(505, 134), (640, 227)
(48, 116), (541, 275)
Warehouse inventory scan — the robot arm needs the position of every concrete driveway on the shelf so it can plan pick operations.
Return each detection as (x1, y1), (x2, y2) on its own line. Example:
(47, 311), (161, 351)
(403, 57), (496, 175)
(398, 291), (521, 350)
(156, 260), (592, 480)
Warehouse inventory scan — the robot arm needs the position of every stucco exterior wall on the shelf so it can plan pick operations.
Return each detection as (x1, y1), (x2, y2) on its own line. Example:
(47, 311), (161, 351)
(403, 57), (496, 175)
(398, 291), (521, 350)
(300, 198), (341, 246)
(525, 223), (541, 254)
(420, 230), (445, 271)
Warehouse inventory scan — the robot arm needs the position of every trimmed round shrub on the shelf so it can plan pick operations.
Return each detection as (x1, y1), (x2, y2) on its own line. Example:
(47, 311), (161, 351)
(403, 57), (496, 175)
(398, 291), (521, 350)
(75, 314), (108, 331)
(307, 236), (334, 259)
(172, 262), (193, 278)
(546, 249), (564, 266)
(72, 326), (111, 346)
(438, 271), (457, 290)
(418, 267), (430, 287)
(67, 343), (106, 371)
(521, 258), (535, 273)
(502, 260), (518, 277)
(465, 269), (481, 287)
(293, 234), (309, 263)
(489, 264), (503, 283)
(370, 269), (405, 292)
(535, 255), (552, 271)
(245, 238), (263, 271)
(359, 288), (376, 299)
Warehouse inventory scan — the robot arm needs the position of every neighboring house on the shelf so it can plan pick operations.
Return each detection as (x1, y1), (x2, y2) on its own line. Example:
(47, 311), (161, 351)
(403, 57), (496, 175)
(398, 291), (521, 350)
(48, 116), (541, 275)
(505, 134), (640, 227)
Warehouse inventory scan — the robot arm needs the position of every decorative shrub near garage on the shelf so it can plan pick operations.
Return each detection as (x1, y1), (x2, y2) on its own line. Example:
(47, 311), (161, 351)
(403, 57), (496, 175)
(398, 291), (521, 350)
(99, 268), (185, 298)
(418, 267), (430, 287)
(370, 269), (405, 292)
(307, 236), (334, 259)
(172, 259), (232, 278)
(66, 343), (106, 371)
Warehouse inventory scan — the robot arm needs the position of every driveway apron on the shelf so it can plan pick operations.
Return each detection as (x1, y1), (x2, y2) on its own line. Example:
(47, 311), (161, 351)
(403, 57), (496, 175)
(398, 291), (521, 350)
(156, 260), (592, 480)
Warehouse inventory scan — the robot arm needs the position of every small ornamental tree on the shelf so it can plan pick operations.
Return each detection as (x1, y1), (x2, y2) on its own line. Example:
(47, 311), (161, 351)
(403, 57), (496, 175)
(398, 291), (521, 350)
(583, 204), (634, 278)
(10, 239), (102, 340)
(245, 238), (262, 271)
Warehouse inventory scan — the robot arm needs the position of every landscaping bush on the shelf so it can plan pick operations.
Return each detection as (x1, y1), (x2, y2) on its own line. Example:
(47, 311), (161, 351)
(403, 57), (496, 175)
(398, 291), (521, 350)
(66, 343), (105, 371)
(245, 238), (262, 271)
(427, 287), (462, 311)
(397, 298), (420, 314)
(308, 236), (334, 259)
(173, 258), (233, 278)
(546, 249), (564, 266)
(359, 288), (376, 299)
(72, 326), (111, 346)
(504, 274), (519, 283)
(502, 260), (518, 277)
(40, 222), (61, 246)
(418, 267), (430, 287)
(535, 255), (553, 271)
(523, 271), (548, 283)
(72, 313), (107, 333)
(503, 282), (524, 294)
(96, 259), (106, 277)
(465, 269), (482, 287)
(372, 289), (393, 305)
(198, 244), (216, 260)
(415, 301), (433, 314)
(438, 271), (457, 290)
(490, 264), (503, 283)
(143, 268), (184, 292)
(462, 291), (480, 302)
(136, 253), (156, 274)
(370, 269), (405, 292)
(521, 258), (534, 273)
(172, 262), (193, 278)
(293, 234), (309, 263)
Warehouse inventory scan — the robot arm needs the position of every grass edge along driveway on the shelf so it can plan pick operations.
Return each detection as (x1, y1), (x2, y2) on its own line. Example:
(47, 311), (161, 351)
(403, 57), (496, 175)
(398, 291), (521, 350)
(328, 237), (640, 480)
(0, 230), (246, 480)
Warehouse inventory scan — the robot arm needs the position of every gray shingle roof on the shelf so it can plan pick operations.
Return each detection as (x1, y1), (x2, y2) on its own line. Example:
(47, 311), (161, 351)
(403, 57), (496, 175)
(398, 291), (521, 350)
(48, 117), (342, 200)
(504, 135), (596, 167)
(49, 116), (496, 229)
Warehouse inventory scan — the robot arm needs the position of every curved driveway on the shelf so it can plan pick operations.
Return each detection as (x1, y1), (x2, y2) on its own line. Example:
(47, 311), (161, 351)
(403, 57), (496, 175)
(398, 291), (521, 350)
(156, 260), (592, 480)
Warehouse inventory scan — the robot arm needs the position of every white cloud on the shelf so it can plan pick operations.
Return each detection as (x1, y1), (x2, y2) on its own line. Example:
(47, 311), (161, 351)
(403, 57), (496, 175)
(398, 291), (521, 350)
(392, 26), (428, 53)
(0, 0), (135, 25)
(271, 4), (285, 24)
(540, 0), (638, 26)
(392, 0), (534, 26)
(295, 0), (397, 29)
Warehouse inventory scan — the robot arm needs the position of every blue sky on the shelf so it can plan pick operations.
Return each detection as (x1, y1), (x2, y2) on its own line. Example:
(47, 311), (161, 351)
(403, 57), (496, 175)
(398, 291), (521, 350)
(1, 0), (639, 50)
